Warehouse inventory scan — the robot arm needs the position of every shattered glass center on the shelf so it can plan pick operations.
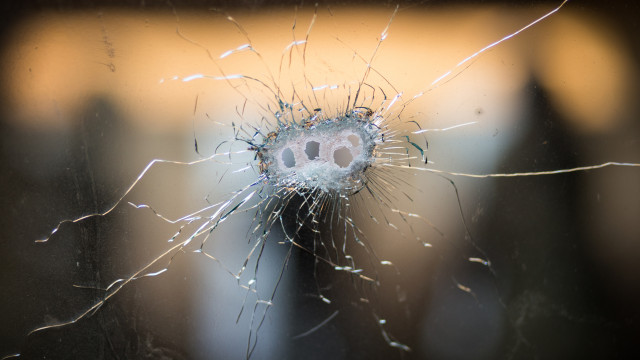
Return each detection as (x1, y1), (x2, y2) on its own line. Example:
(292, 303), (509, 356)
(259, 112), (379, 193)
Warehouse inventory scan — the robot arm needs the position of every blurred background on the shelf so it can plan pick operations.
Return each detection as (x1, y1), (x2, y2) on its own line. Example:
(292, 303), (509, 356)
(1, 0), (639, 359)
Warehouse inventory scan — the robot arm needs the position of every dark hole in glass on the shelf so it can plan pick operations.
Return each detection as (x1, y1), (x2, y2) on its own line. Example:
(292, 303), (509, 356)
(282, 148), (296, 168)
(305, 141), (320, 160)
(333, 147), (353, 168)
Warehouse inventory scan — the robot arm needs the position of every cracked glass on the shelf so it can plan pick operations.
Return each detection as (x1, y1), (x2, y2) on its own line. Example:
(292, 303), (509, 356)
(1, 1), (639, 359)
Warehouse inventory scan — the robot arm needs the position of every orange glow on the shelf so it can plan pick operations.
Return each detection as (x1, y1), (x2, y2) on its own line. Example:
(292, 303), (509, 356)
(3, 6), (633, 134)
